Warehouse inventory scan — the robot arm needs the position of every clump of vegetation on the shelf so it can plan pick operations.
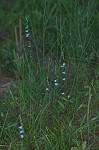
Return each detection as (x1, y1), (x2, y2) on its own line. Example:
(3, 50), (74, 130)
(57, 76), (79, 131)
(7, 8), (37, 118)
(0, 0), (99, 149)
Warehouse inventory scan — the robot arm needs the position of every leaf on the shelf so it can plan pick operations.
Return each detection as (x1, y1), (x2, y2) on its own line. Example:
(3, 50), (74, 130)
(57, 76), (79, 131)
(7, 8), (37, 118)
(58, 100), (64, 109)
(70, 147), (79, 150)
(82, 141), (87, 150)
(76, 102), (86, 112)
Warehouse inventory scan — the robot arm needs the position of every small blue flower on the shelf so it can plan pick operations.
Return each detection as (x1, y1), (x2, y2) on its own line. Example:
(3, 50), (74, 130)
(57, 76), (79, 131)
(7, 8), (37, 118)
(26, 33), (29, 37)
(61, 62), (66, 68)
(20, 130), (24, 134)
(55, 83), (58, 86)
(61, 65), (64, 68)
(20, 134), (24, 139)
(54, 80), (57, 83)
(45, 88), (49, 91)
(62, 78), (66, 81)
(18, 125), (23, 129)
(61, 92), (65, 95)
(63, 62), (65, 66)
(25, 29), (28, 33)
(62, 72), (66, 74)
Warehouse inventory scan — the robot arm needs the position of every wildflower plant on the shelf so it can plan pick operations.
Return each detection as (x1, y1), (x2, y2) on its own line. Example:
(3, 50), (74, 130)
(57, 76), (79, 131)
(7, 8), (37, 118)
(1, 1), (98, 149)
(18, 115), (24, 140)
(25, 18), (32, 60)
(18, 124), (24, 139)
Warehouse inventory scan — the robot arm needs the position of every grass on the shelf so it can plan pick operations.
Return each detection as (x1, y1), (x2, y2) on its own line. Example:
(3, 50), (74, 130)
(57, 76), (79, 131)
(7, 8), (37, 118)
(0, 0), (99, 149)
